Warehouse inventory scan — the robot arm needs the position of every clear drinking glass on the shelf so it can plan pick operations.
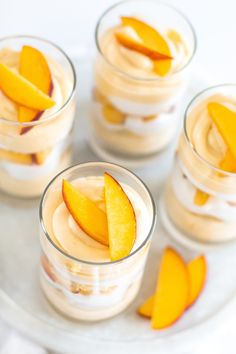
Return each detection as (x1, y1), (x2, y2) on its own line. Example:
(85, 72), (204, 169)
(0, 36), (76, 198)
(90, 0), (196, 164)
(162, 85), (236, 244)
(39, 162), (156, 321)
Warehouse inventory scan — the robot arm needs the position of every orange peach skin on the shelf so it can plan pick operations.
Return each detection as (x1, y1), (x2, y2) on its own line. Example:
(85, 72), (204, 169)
(104, 173), (136, 261)
(62, 179), (109, 246)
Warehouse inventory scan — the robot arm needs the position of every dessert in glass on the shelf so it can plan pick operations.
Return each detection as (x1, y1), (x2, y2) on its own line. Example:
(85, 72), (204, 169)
(39, 162), (156, 321)
(0, 36), (76, 198)
(90, 0), (196, 163)
(162, 85), (236, 244)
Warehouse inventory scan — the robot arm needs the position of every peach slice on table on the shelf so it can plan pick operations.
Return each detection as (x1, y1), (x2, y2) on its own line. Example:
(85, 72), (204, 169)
(194, 189), (210, 206)
(138, 253), (207, 320)
(0, 148), (33, 165)
(104, 173), (136, 261)
(187, 255), (207, 307)
(19, 45), (53, 134)
(62, 179), (109, 246)
(0, 62), (55, 110)
(120, 17), (172, 76)
(151, 247), (189, 329)
(115, 31), (172, 61)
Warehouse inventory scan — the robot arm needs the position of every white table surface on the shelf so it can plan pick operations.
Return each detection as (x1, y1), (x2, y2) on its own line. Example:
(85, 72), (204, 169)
(1, 0), (236, 353)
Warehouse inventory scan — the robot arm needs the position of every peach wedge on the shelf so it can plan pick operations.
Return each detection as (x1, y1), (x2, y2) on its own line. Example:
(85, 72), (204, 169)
(208, 102), (236, 161)
(115, 31), (172, 61)
(104, 173), (136, 261)
(121, 17), (172, 76)
(0, 148), (33, 165)
(194, 189), (209, 206)
(187, 255), (207, 307)
(0, 62), (55, 110)
(19, 45), (53, 134)
(138, 253), (207, 321)
(62, 179), (109, 246)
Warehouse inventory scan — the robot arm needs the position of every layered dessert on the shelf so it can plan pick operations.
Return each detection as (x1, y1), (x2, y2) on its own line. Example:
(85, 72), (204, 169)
(90, 1), (196, 161)
(0, 37), (76, 197)
(164, 86), (236, 242)
(40, 163), (155, 321)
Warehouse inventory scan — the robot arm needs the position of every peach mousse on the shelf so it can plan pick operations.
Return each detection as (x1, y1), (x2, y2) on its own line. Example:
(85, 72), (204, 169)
(163, 85), (236, 243)
(90, 1), (196, 162)
(39, 162), (155, 321)
(0, 36), (76, 197)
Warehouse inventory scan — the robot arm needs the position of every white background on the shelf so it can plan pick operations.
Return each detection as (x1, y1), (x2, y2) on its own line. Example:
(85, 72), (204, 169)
(0, 0), (236, 353)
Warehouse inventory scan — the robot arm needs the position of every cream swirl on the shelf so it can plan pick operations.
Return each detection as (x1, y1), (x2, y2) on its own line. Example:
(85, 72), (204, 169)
(44, 176), (150, 263)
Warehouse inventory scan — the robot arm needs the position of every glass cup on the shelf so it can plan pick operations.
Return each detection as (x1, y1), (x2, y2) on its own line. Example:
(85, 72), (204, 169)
(0, 36), (76, 198)
(162, 85), (236, 244)
(90, 0), (196, 164)
(39, 162), (156, 321)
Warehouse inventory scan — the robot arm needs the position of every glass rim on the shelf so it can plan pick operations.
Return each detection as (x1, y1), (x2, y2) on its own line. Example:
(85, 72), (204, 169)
(183, 83), (236, 177)
(39, 161), (157, 266)
(0, 35), (77, 126)
(95, 0), (197, 82)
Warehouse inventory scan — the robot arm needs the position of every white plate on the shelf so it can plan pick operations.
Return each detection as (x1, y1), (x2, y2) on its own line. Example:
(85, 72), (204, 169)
(1, 57), (234, 353)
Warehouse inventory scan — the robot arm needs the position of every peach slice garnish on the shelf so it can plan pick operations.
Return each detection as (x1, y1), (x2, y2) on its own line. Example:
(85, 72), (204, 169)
(104, 172), (136, 261)
(208, 102), (236, 162)
(187, 255), (207, 308)
(194, 189), (209, 206)
(62, 179), (109, 246)
(115, 31), (172, 61)
(120, 17), (172, 76)
(19, 45), (53, 134)
(138, 253), (207, 320)
(151, 247), (189, 329)
(0, 148), (33, 165)
(0, 62), (55, 110)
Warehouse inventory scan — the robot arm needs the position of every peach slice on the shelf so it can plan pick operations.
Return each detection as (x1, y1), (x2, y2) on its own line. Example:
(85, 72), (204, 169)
(104, 173), (136, 261)
(187, 255), (207, 307)
(103, 104), (126, 125)
(208, 102), (236, 160)
(32, 148), (52, 165)
(19, 45), (53, 134)
(115, 31), (172, 61)
(62, 179), (109, 246)
(0, 148), (33, 165)
(151, 247), (189, 329)
(121, 17), (172, 76)
(194, 189), (210, 206)
(0, 62), (55, 110)
(138, 254), (207, 319)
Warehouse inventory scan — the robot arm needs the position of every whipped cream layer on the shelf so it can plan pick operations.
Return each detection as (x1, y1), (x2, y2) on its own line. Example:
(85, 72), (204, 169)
(43, 176), (151, 263)
(95, 25), (190, 104)
(172, 159), (236, 222)
(0, 48), (75, 154)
